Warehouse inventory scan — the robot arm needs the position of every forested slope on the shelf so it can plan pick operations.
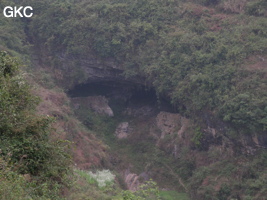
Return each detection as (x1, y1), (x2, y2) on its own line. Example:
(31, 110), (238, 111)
(26, 0), (267, 133)
(0, 0), (267, 199)
(0, 52), (72, 199)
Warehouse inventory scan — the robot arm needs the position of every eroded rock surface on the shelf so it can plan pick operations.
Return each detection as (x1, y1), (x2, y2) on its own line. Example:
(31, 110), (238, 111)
(115, 122), (130, 139)
(124, 169), (149, 191)
(125, 172), (140, 191)
(156, 111), (189, 139)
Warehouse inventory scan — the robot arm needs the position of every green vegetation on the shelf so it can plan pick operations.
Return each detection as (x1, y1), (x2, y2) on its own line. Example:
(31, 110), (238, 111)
(0, 1), (30, 61)
(191, 127), (204, 148)
(87, 169), (115, 188)
(187, 151), (267, 199)
(70, 170), (164, 200)
(74, 169), (97, 185)
(0, 0), (267, 199)
(121, 180), (161, 200)
(26, 0), (267, 133)
(0, 50), (163, 199)
(68, 169), (118, 200)
(159, 191), (189, 200)
(0, 51), (72, 199)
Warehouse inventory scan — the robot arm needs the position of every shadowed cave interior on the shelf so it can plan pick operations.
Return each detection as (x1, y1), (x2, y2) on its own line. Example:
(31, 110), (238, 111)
(67, 81), (177, 114)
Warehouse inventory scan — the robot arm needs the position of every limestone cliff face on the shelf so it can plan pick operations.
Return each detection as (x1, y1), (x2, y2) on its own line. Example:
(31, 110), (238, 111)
(199, 112), (267, 155)
(40, 48), (267, 191)
(122, 108), (267, 167)
(157, 111), (267, 157)
(156, 111), (189, 139)
(57, 53), (267, 154)
(58, 56), (267, 152)
(53, 53), (143, 90)
(60, 51), (267, 164)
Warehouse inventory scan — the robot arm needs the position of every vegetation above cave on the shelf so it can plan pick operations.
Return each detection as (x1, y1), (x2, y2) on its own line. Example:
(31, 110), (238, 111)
(25, 0), (267, 133)
(0, 0), (267, 199)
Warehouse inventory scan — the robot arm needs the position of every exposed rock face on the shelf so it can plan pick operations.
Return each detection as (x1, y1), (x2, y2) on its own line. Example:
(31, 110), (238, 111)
(124, 172), (140, 191)
(200, 112), (267, 154)
(124, 169), (149, 191)
(156, 111), (189, 139)
(115, 122), (130, 139)
(252, 133), (267, 148)
(55, 53), (144, 89)
(236, 133), (267, 155)
(71, 96), (114, 116)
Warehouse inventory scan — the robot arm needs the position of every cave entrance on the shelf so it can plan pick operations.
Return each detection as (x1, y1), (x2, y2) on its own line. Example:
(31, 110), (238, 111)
(67, 81), (175, 115)
(68, 81), (133, 97)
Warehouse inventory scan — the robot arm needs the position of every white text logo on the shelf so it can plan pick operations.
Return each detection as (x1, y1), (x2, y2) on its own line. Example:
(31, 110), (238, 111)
(3, 6), (33, 18)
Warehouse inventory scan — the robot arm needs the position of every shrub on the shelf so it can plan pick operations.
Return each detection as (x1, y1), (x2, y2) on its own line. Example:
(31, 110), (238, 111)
(245, 0), (267, 16)
(121, 180), (161, 200)
(0, 51), (72, 199)
(88, 170), (115, 188)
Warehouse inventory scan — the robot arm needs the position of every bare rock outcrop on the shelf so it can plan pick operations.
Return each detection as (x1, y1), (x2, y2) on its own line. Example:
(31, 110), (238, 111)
(125, 172), (140, 191)
(124, 169), (149, 191)
(156, 111), (189, 139)
(115, 122), (130, 139)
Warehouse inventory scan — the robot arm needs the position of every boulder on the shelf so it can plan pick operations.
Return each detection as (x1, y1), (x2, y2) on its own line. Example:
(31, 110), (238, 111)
(115, 122), (130, 139)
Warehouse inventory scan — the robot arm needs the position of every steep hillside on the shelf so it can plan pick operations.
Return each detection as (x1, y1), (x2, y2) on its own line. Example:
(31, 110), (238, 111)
(0, 51), (73, 199)
(0, 0), (267, 199)
(28, 0), (267, 132)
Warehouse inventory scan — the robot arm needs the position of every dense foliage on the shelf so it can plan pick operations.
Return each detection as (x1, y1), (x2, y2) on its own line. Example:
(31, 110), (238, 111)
(0, 0), (266, 199)
(0, 51), (71, 199)
(25, 0), (267, 133)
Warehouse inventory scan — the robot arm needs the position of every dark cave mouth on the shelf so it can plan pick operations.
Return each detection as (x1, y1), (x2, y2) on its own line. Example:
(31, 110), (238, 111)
(67, 81), (176, 114)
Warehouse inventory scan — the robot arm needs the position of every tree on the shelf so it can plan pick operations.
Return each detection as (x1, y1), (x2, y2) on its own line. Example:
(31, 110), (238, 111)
(0, 51), (71, 199)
